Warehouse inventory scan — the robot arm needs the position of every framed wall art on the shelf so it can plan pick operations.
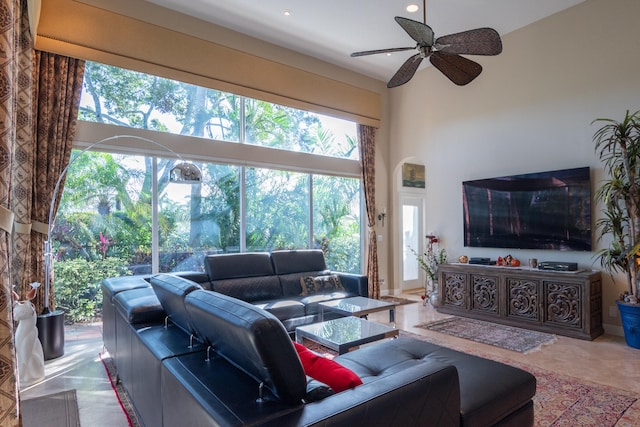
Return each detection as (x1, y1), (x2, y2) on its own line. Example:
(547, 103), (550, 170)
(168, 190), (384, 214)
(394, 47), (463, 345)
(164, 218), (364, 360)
(402, 163), (425, 188)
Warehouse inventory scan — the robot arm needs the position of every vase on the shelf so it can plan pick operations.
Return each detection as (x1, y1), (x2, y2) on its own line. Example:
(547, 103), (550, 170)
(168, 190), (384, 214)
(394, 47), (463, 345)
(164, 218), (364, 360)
(429, 287), (441, 307)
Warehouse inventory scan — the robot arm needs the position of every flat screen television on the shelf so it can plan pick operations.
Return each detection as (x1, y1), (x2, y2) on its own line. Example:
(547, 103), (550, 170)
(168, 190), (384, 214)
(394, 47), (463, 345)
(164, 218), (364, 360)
(463, 167), (591, 251)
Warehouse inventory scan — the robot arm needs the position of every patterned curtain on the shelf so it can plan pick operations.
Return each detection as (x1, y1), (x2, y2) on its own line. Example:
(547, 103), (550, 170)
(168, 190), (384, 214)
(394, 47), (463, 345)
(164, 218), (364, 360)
(11, 0), (34, 301)
(28, 52), (85, 314)
(0, 1), (26, 425)
(357, 124), (379, 299)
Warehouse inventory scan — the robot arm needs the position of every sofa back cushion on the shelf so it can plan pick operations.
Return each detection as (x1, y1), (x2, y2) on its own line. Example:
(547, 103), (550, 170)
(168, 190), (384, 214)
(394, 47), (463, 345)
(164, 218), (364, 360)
(271, 250), (330, 296)
(150, 274), (202, 335)
(205, 252), (275, 280)
(271, 249), (327, 274)
(184, 289), (306, 405)
(204, 252), (283, 302)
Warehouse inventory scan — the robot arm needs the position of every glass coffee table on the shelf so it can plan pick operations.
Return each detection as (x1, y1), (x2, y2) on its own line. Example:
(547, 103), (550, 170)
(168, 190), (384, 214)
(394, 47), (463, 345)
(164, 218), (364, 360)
(295, 316), (399, 354)
(319, 296), (396, 324)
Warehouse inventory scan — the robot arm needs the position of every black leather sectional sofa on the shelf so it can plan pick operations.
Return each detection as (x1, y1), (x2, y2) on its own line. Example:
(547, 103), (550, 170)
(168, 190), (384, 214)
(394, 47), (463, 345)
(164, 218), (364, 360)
(101, 250), (536, 426)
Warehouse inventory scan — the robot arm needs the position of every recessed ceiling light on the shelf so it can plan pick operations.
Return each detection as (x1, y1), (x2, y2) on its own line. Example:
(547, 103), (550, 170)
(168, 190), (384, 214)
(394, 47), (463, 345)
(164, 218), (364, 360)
(406, 4), (419, 13)
(283, 9), (292, 16)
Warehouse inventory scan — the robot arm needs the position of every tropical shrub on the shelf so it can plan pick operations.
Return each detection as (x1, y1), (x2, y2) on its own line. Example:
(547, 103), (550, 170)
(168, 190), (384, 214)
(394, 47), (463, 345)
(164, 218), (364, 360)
(54, 257), (131, 322)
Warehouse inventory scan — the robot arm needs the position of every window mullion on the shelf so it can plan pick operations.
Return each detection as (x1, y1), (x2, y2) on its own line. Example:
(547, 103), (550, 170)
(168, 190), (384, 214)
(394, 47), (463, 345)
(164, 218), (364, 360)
(308, 175), (313, 249)
(152, 157), (159, 273)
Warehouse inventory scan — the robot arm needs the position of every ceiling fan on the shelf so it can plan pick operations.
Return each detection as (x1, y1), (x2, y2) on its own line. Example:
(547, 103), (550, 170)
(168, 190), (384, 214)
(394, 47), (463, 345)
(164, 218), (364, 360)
(351, 0), (502, 88)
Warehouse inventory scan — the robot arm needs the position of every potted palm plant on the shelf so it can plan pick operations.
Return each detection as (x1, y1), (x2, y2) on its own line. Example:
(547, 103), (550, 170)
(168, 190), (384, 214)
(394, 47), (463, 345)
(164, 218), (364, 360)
(592, 110), (640, 348)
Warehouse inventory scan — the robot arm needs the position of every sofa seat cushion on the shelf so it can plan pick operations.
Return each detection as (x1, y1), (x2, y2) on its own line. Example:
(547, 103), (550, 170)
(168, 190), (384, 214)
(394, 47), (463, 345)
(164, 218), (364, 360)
(162, 352), (300, 427)
(113, 287), (165, 325)
(102, 275), (150, 302)
(253, 299), (306, 322)
(336, 337), (536, 427)
(301, 292), (357, 316)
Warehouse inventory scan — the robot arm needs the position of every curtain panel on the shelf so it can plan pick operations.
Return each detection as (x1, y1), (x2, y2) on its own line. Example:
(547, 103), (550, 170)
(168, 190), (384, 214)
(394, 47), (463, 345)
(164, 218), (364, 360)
(357, 124), (379, 299)
(29, 52), (84, 314)
(0, 1), (28, 425)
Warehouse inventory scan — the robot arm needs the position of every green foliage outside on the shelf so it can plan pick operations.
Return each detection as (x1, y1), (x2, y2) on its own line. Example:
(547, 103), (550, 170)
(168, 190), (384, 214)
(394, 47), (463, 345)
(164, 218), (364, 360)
(55, 61), (361, 322)
(54, 257), (131, 323)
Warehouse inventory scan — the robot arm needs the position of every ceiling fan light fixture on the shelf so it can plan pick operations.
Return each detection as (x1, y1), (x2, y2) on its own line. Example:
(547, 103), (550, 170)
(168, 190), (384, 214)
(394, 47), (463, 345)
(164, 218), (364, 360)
(406, 4), (419, 13)
(350, 0), (502, 88)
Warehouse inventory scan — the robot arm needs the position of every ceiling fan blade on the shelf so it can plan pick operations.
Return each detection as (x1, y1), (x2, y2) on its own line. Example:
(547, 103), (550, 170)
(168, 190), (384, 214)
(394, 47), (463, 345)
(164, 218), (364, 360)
(394, 16), (434, 46)
(436, 28), (502, 56)
(387, 54), (424, 88)
(429, 51), (482, 86)
(350, 46), (416, 57)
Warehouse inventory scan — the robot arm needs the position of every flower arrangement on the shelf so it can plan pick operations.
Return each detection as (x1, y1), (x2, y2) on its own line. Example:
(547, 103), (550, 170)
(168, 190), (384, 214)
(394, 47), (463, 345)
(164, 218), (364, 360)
(410, 235), (447, 282)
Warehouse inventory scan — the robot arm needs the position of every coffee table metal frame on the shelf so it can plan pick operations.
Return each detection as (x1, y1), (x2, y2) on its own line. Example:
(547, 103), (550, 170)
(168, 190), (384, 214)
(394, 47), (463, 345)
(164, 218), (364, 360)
(295, 316), (399, 354)
(318, 296), (396, 324)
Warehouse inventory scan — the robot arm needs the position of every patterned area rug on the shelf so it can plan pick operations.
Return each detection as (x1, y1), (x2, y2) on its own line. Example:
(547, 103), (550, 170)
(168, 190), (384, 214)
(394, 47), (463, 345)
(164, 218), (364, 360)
(100, 353), (141, 427)
(304, 331), (639, 426)
(416, 317), (557, 353)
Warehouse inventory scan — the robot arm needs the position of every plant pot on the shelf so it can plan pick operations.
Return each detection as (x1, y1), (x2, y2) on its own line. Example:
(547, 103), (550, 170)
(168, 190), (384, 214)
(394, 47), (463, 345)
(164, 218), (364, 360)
(617, 300), (640, 349)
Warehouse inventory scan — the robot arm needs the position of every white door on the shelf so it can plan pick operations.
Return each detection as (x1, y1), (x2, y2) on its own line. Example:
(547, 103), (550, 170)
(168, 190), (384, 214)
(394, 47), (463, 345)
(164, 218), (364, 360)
(400, 196), (424, 291)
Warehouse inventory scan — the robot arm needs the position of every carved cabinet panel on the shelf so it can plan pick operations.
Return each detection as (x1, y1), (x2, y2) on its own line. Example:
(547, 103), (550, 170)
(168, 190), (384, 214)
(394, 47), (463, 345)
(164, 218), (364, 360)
(471, 273), (499, 315)
(507, 278), (540, 322)
(438, 264), (603, 340)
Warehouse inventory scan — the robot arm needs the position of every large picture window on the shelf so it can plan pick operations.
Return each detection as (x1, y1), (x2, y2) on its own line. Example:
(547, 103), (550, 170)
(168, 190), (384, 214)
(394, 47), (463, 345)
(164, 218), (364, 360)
(53, 62), (362, 319)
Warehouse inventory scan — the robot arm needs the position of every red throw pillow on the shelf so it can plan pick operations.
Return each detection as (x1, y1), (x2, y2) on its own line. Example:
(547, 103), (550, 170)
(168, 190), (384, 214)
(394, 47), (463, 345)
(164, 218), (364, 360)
(293, 342), (363, 392)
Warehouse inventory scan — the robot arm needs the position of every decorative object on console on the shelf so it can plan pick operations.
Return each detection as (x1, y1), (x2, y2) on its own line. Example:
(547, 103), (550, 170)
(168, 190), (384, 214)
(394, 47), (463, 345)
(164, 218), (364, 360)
(591, 110), (640, 348)
(350, 0), (502, 87)
(43, 135), (202, 359)
(410, 234), (446, 306)
(497, 254), (520, 267)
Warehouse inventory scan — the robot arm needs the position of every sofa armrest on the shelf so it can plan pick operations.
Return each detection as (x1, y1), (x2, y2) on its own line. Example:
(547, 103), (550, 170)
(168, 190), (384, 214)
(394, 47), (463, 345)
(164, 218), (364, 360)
(261, 362), (461, 427)
(335, 272), (368, 297)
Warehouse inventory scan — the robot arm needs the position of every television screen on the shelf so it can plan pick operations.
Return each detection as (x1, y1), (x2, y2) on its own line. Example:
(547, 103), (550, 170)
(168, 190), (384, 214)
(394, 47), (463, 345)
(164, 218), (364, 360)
(463, 167), (591, 251)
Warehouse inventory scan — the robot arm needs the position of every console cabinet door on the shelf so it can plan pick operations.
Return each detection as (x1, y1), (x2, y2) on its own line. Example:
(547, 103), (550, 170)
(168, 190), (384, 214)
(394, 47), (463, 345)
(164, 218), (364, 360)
(506, 277), (541, 324)
(470, 272), (500, 316)
(543, 280), (583, 331)
(441, 271), (468, 310)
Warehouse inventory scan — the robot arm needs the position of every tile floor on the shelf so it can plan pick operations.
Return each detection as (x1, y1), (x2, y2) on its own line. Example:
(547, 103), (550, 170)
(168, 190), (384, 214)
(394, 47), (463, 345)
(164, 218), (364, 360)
(18, 293), (640, 426)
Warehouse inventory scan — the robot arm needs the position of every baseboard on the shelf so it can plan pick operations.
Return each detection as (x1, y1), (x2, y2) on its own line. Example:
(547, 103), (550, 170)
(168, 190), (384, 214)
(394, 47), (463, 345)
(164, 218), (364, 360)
(603, 323), (624, 337)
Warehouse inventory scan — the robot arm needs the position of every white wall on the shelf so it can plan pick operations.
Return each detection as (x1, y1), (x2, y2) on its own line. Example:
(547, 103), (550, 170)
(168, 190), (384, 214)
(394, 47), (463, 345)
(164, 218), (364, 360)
(387, 0), (640, 331)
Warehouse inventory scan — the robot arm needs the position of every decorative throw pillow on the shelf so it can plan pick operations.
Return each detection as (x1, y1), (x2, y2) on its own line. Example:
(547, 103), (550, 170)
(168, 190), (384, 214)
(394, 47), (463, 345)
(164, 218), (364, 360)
(300, 276), (317, 296)
(313, 274), (344, 293)
(299, 274), (345, 296)
(293, 342), (363, 393)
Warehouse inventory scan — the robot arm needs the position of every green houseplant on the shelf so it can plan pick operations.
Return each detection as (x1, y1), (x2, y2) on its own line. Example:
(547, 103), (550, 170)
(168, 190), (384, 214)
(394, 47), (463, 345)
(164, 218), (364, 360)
(592, 110), (640, 348)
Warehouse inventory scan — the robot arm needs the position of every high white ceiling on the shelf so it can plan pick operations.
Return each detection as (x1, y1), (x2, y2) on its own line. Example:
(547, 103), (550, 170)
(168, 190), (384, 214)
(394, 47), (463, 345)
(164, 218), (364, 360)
(147, 0), (586, 83)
